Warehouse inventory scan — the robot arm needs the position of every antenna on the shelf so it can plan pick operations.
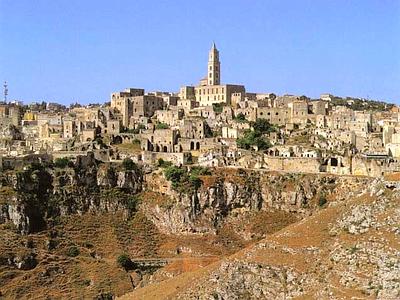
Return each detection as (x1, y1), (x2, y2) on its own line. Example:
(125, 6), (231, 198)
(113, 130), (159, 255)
(3, 81), (8, 102)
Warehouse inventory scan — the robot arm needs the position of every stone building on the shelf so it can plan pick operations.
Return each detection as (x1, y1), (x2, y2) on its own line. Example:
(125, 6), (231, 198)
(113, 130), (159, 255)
(177, 99), (199, 111)
(0, 104), (21, 127)
(180, 118), (206, 139)
(110, 88), (145, 127)
(130, 95), (164, 121)
(288, 100), (309, 124)
(63, 117), (77, 139)
(256, 107), (291, 126)
(179, 86), (196, 100)
(154, 108), (184, 127)
(141, 128), (179, 153)
(106, 120), (120, 135)
(190, 43), (245, 106)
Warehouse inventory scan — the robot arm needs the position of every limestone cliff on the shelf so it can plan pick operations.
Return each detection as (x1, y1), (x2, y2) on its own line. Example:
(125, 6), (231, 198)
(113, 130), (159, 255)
(0, 155), (142, 234)
(119, 177), (400, 300)
(142, 169), (372, 235)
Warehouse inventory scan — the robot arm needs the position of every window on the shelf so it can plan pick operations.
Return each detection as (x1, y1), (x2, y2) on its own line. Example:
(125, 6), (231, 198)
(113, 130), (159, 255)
(209, 66), (212, 70)
(209, 73), (212, 78)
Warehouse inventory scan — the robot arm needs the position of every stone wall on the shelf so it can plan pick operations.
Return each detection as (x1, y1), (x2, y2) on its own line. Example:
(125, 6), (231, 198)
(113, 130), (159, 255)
(264, 156), (321, 173)
(141, 151), (189, 165)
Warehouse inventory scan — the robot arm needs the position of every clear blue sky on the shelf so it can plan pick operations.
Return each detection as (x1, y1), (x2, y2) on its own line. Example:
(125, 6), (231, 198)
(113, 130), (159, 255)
(0, 0), (399, 104)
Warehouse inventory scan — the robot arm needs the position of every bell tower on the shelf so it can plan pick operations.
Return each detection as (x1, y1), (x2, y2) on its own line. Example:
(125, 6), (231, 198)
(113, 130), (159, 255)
(207, 42), (220, 86)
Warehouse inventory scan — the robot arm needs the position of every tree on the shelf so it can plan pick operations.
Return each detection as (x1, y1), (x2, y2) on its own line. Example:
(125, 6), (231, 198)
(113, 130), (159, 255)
(234, 113), (247, 123)
(164, 166), (185, 188)
(157, 158), (172, 168)
(251, 119), (276, 134)
(237, 130), (271, 151)
(212, 103), (225, 113)
(54, 157), (72, 169)
(122, 158), (136, 171)
(117, 254), (134, 271)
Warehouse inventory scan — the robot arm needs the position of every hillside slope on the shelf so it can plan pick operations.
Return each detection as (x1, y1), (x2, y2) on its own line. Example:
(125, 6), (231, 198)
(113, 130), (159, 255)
(119, 178), (400, 300)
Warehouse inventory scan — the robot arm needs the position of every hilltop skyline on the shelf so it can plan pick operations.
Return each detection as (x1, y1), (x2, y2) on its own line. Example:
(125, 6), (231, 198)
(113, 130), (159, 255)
(0, 0), (399, 104)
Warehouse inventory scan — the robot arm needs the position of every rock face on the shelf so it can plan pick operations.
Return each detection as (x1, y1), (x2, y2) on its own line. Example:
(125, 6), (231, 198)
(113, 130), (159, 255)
(122, 177), (399, 300)
(176, 261), (306, 300)
(143, 170), (372, 234)
(0, 155), (143, 234)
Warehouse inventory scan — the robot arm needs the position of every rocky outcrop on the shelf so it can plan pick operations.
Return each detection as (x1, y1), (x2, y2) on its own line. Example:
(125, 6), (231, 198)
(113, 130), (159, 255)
(122, 177), (399, 300)
(143, 170), (372, 234)
(176, 261), (306, 300)
(0, 155), (143, 234)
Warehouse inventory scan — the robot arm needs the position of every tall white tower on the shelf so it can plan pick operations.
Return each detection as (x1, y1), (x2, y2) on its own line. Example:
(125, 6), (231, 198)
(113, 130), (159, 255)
(207, 42), (220, 86)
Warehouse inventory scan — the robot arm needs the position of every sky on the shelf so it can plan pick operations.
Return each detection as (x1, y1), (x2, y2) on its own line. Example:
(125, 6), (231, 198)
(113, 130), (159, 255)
(0, 0), (399, 105)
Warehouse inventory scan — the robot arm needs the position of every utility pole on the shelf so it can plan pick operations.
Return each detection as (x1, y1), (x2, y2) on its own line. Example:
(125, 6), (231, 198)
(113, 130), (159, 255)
(3, 81), (8, 102)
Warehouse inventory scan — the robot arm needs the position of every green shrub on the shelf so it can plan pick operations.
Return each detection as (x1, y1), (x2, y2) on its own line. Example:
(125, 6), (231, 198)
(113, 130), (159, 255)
(155, 122), (169, 130)
(164, 166), (186, 189)
(189, 175), (202, 189)
(95, 136), (105, 146)
(318, 195), (327, 207)
(237, 130), (271, 150)
(164, 166), (209, 192)
(132, 139), (141, 145)
(212, 103), (225, 113)
(190, 166), (211, 176)
(54, 157), (71, 169)
(250, 119), (276, 134)
(212, 128), (222, 137)
(66, 246), (80, 257)
(117, 254), (134, 271)
(157, 158), (172, 168)
(126, 195), (141, 212)
(234, 112), (247, 123)
(137, 124), (146, 130)
(122, 158), (136, 171)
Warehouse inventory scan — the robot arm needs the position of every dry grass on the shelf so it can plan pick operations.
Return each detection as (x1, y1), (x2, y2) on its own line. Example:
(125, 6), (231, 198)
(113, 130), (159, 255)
(113, 143), (141, 155)
(119, 187), (395, 300)
(384, 172), (400, 181)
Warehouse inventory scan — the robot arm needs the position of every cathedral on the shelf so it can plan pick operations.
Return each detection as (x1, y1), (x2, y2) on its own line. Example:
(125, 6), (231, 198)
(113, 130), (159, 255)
(180, 43), (245, 107)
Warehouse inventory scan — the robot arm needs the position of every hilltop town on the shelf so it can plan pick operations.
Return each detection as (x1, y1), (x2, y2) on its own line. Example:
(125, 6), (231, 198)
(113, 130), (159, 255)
(1, 44), (400, 300)
(1, 43), (400, 176)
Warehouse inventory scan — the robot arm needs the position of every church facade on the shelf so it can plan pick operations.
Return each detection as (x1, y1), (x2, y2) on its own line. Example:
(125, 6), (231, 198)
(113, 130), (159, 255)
(185, 43), (246, 107)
